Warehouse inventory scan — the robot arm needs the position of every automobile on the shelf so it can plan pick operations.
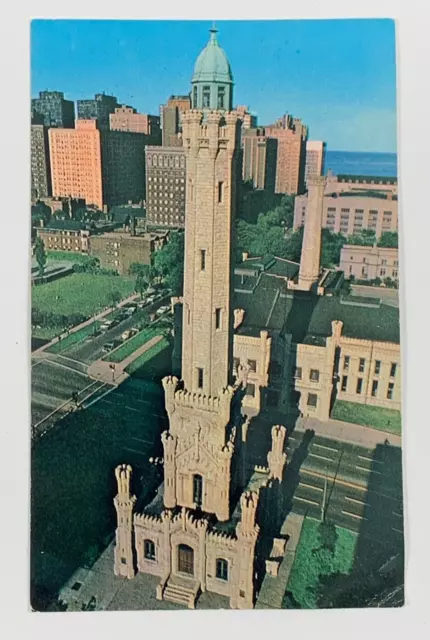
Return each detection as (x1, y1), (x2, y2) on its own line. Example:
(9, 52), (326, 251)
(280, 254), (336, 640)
(121, 329), (132, 340)
(146, 295), (155, 305)
(102, 342), (114, 353)
(155, 305), (170, 316)
(100, 322), (110, 331)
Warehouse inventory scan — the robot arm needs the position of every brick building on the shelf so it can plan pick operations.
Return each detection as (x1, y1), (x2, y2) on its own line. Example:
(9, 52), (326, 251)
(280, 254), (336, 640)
(77, 93), (119, 130)
(31, 124), (51, 199)
(294, 191), (398, 239)
(340, 244), (399, 282)
(236, 105), (257, 130)
(265, 114), (308, 195)
(110, 105), (161, 141)
(305, 140), (326, 186)
(49, 119), (147, 211)
(145, 146), (186, 228)
(36, 220), (91, 253)
(88, 229), (168, 275)
(160, 95), (191, 147)
(242, 127), (277, 191)
(31, 90), (75, 128)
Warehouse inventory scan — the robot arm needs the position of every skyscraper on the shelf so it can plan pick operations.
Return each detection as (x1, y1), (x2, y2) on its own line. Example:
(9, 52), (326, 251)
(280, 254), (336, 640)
(31, 90), (75, 128)
(31, 124), (51, 199)
(77, 93), (119, 130)
(265, 114), (308, 195)
(242, 127), (277, 191)
(160, 95), (191, 147)
(110, 105), (161, 141)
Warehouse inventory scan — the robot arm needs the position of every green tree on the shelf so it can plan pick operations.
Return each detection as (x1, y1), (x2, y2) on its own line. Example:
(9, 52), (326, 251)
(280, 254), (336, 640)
(377, 231), (398, 248)
(131, 264), (155, 296)
(34, 236), (47, 278)
(153, 232), (185, 295)
(109, 290), (122, 307)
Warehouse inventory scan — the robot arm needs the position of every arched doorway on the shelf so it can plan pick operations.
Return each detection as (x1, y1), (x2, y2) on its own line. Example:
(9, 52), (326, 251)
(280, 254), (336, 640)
(177, 544), (194, 575)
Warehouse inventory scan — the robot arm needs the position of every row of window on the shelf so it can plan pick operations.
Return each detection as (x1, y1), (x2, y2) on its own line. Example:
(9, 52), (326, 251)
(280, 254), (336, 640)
(341, 375), (395, 399)
(294, 367), (319, 382)
(140, 540), (230, 581)
(193, 84), (226, 110)
(343, 356), (397, 378)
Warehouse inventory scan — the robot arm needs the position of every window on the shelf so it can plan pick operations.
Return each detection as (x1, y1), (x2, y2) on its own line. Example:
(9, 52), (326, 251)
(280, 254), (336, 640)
(216, 558), (229, 581)
(215, 308), (222, 330)
(246, 383), (255, 397)
(381, 259), (387, 266)
(217, 86), (225, 110)
(387, 382), (394, 400)
(380, 269), (386, 277)
(233, 357), (240, 371)
(193, 86), (197, 107)
(343, 356), (350, 371)
(193, 474), (203, 506)
(371, 380), (378, 397)
(197, 367), (204, 389)
(359, 358), (365, 373)
(218, 181), (224, 203)
(390, 363), (397, 378)
(71, 582), (82, 591)
(200, 249), (206, 271)
(202, 86), (211, 108)
(294, 366), (302, 379)
(144, 539), (156, 561)
(374, 360), (381, 375)
(248, 359), (257, 373)
(341, 375), (348, 392)
(307, 393), (318, 408)
(121, 557), (127, 565)
(310, 369), (320, 382)
(356, 378), (363, 394)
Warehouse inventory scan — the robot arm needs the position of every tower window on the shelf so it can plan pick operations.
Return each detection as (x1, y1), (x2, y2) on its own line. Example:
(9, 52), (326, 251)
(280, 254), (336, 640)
(215, 308), (221, 329)
(248, 359), (257, 373)
(144, 539), (156, 561)
(217, 181), (224, 203)
(307, 393), (318, 408)
(193, 86), (197, 107)
(310, 369), (320, 382)
(193, 474), (203, 507)
(202, 86), (211, 108)
(197, 367), (204, 389)
(217, 87), (225, 110)
(200, 249), (206, 271)
(246, 383), (255, 397)
(216, 558), (229, 581)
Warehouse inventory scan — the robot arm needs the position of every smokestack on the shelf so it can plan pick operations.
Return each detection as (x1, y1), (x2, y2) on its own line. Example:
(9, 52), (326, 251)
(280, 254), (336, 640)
(298, 175), (326, 292)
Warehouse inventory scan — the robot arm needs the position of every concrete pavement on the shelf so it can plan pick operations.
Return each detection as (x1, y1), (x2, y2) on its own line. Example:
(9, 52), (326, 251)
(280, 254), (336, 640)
(296, 416), (402, 448)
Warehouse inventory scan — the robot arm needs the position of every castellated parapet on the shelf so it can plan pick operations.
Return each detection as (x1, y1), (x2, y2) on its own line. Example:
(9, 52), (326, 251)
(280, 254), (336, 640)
(114, 464), (137, 579)
(267, 425), (287, 481)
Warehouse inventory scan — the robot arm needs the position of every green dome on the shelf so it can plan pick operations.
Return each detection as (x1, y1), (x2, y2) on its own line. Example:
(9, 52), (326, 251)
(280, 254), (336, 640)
(192, 29), (233, 85)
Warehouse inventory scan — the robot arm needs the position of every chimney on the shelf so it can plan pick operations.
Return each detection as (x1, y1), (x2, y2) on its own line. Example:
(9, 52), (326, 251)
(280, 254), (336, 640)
(298, 175), (326, 292)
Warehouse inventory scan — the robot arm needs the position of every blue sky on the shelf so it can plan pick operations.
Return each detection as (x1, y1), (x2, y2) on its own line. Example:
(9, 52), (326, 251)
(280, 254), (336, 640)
(31, 19), (397, 153)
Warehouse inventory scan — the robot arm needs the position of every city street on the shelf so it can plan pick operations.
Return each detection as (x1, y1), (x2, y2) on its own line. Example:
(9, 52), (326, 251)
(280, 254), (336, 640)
(351, 284), (399, 308)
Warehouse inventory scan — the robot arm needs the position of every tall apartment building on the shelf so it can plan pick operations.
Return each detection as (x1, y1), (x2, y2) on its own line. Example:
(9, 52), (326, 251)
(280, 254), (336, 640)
(109, 105), (161, 141)
(145, 146), (186, 228)
(294, 191), (398, 239)
(242, 127), (277, 191)
(77, 93), (119, 130)
(49, 119), (146, 211)
(265, 114), (308, 195)
(31, 90), (75, 128)
(160, 95), (191, 147)
(340, 245), (399, 282)
(31, 124), (51, 199)
(305, 140), (326, 185)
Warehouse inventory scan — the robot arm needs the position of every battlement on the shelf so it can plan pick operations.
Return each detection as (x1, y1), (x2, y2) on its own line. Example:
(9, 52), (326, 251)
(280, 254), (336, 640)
(167, 384), (234, 415)
(173, 506), (209, 532)
(207, 529), (238, 549)
(307, 175), (327, 188)
(115, 464), (133, 497)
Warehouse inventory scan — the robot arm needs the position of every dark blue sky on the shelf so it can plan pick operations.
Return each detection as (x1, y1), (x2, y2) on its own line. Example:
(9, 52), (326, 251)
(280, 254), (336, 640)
(31, 19), (397, 152)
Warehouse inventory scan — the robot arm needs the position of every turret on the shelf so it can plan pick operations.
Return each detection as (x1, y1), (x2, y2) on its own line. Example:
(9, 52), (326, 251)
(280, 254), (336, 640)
(113, 464), (136, 579)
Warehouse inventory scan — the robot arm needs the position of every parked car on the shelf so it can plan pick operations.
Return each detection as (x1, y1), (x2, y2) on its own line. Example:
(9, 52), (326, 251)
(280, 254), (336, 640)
(155, 305), (170, 316)
(102, 342), (114, 353)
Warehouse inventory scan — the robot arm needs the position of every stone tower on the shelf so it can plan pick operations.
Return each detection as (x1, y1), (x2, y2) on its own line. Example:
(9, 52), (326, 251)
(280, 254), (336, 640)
(298, 174), (326, 291)
(113, 464), (136, 579)
(160, 28), (241, 523)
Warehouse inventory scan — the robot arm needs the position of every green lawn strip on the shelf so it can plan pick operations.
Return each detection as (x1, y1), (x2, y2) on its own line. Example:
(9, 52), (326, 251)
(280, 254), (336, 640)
(32, 273), (135, 322)
(47, 321), (102, 354)
(46, 250), (91, 263)
(104, 326), (162, 363)
(285, 518), (357, 609)
(332, 400), (401, 435)
(125, 338), (170, 376)
(32, 325), (64, 340)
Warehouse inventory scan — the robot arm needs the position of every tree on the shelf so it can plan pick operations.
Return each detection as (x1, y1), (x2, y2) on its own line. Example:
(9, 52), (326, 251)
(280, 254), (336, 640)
(378, 231), (398, 248)
(153, 231), (185, 295)
(34, 236), (47, 278)
(109, 290), (122, 307)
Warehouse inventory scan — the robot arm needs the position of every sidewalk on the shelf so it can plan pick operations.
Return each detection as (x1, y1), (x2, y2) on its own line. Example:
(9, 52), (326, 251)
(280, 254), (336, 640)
(33, 293), (139, 356)
(296, 416), (402, 448)
(88, 334), (164, 385)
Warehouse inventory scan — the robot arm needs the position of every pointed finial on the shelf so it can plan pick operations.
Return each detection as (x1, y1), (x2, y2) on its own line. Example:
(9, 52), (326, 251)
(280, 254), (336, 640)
(210, 21), (218, 42)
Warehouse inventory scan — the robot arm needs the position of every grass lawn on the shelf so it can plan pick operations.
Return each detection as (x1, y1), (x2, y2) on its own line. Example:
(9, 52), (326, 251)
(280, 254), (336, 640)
(125, 337), (171, 377)
(332, 400), (401, 435)
(104, 326), (162, 363)
(285, 518), (357, 609)
(46, 250), (90, 263)
(47, 321), (102, 354)
(32, 273), (134, 324)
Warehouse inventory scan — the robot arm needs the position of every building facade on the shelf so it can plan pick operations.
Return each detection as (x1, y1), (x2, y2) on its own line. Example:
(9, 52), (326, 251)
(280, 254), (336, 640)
(242, 128), (277, 191)
(77, 93), (119, 130)
(88, 230), (168, 275)
(340, 244), (399, 282)
(145, 146), (187, 228)
(294, 192), (399, 239)
(110, 105), (161, 140)
(265, 114), (308, 195)
(36, 221), (90, 253)
(305, 140), (326, 186)
(31, 90), (75, 128)
(31, 124), (52, 199)
(49, 120), (147, 211)
(325, 170), (398, 196)
(161, 95), (191, 147)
